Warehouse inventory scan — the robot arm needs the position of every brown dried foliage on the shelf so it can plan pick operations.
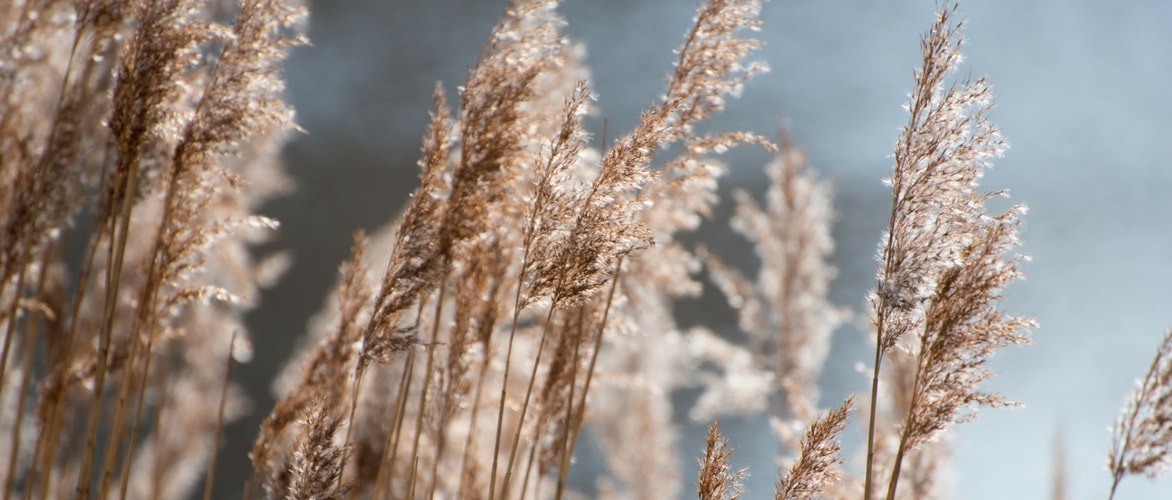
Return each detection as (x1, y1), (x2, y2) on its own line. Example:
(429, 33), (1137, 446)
(0, 0), (302, 497)
(283, 401), (351, 500)
(1108, 329), (1172, 499)
(697, 421), (745, 500)
(30, 0), (1172, 499)
(863, 4), (1033, 500)
(775, 396), (853, 500)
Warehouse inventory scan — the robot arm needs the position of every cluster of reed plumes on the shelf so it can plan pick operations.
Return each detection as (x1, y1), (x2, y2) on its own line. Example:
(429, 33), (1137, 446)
(1, 0), (1169, 498)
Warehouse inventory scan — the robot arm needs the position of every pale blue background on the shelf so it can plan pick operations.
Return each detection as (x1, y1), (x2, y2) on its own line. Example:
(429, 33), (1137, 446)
(217, 2), (1172, 499)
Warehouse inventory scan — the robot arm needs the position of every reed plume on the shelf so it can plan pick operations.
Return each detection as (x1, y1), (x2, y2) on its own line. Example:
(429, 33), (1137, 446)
(21, 0), (1172, 498)
(0, 0), (302, 497)
(862, 4), (1033, 499)
(775, 396), (853, 500)
(1107, 329), (1172, 499)
(696, 421), (745, 500)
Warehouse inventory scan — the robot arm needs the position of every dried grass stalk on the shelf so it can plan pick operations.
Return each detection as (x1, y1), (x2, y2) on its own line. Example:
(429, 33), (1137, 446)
(1108, 329), (1172, 499)
(696, 420), (745, 500)
(284, 401), (351, 500)
(863, 4), (1033, 499)
(775, 396), (853, 500)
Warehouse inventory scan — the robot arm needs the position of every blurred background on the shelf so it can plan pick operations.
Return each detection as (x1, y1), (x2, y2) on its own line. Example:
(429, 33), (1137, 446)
(215, 1), (1172, 498)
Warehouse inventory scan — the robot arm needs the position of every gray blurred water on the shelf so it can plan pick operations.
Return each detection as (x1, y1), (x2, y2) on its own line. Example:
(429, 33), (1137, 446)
(216, 1), (1172, 499)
